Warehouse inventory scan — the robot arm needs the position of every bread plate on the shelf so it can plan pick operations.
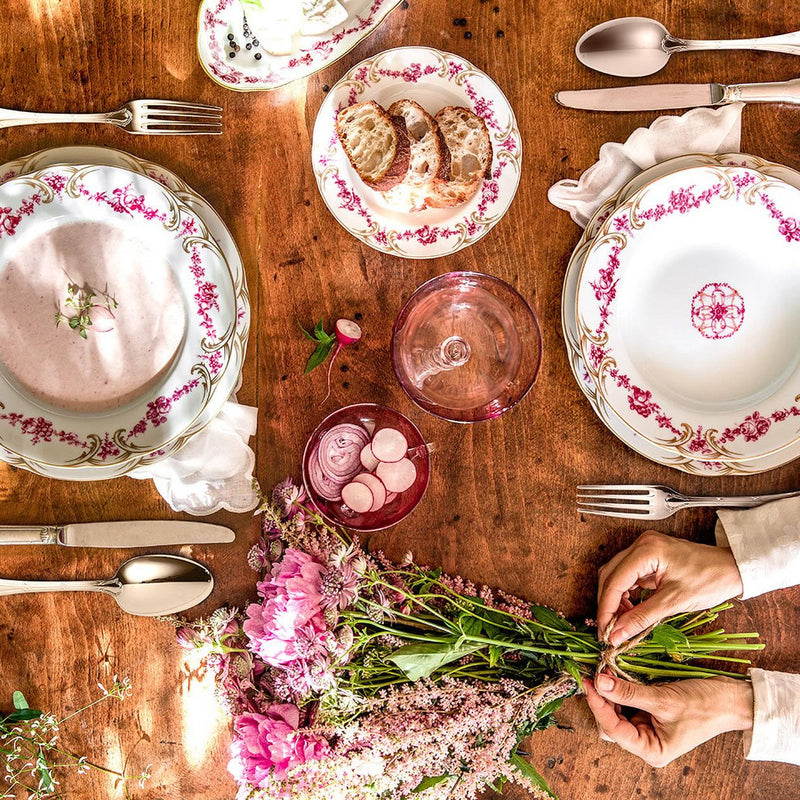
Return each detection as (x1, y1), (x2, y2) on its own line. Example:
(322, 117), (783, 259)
(197, 0), (402, 92)
(311, 46), (522, 259)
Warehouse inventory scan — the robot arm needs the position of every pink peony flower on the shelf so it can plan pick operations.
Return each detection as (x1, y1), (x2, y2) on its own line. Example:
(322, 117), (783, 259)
(228, 705), (327, 786)
(243, 549), (328, 669)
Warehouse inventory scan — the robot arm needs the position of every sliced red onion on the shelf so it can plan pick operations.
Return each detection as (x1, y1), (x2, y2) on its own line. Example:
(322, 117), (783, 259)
(307, 444), (347, 501)
(318, 423), (370, 479)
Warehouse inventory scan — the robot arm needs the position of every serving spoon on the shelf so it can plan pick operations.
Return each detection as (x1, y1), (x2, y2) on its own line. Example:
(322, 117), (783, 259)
(577, 17), (800, 77)
(0, 554), (213, 616)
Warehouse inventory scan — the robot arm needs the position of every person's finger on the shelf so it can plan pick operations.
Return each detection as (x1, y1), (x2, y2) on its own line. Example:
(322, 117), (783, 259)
(608, 590), (680, 646)
(584, 679), (649, 753)
(594, 674), (665, 715)
(597, 548), (662, 637)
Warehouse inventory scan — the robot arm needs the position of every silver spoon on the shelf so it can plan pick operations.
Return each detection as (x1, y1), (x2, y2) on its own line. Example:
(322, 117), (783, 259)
(577, 17), (800, 77)
(0, 554), (213, 616)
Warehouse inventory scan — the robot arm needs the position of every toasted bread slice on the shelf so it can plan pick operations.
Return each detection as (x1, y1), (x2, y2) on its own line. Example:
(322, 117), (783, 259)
(427, 106), (493, 208)
(335, 101), (411, 191)
(383, 99), (450, 209)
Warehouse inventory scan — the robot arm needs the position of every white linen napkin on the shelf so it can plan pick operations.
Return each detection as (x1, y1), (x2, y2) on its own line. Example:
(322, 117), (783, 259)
(548, 104), (745, 228)
(128, 398), (260, 515)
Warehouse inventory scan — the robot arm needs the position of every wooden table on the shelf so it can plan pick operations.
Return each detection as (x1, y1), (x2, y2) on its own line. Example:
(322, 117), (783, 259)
(1, 0), (799, 797)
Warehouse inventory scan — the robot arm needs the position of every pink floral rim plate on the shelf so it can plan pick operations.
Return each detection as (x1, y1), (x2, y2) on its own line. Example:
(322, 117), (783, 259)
(197, 0), (401, 91)
(0, 154), (249, 479)
(311, 46), (522, 259)
(574, 160), (800, 468)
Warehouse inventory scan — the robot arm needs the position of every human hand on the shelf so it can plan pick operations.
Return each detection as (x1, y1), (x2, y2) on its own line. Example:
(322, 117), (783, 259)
(597, 531), (744, 646)
(584, 674), (753, 768)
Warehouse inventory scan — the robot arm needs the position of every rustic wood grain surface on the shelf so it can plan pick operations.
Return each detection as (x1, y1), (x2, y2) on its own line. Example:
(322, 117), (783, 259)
(0, 0), (799, 797)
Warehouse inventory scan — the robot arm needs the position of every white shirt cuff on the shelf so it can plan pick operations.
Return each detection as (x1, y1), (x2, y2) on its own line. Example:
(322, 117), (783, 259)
(744, 669), (800, 765)
(714, 497), (800, 599)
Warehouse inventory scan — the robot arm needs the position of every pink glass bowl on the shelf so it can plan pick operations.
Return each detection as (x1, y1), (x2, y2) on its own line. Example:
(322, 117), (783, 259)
(302, 403), (430, 532)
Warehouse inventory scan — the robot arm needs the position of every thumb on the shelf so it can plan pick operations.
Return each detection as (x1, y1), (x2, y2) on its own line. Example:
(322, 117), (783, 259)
(608, 593), (676, 646)
(594, 674), (663, 713)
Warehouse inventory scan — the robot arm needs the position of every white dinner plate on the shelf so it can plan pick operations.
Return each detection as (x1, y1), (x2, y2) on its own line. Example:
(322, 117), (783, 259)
(0, 148), (250, 481)
(563, 153), (800, 476)
(577, 164), (800, 463)
(197, 0), (401, 92)
(311, 46), (522, 259)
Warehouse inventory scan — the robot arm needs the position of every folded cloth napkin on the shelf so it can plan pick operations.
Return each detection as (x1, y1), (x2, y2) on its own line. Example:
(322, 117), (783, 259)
(548, 103), (745, 228)
(128, 399), (260, 515)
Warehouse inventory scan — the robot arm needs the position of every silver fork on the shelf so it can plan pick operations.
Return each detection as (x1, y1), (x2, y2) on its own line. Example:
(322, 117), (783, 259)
(0, 100), (222, 135)
(577, 484), (800, 520)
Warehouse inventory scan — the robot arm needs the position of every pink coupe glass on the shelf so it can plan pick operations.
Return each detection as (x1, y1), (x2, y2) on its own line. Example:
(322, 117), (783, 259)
(392, 272), (542, 422)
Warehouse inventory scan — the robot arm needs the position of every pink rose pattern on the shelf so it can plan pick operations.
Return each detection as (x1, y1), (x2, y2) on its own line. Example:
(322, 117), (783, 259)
(586, 173), (800, 452)
(0, 169), (228, 460)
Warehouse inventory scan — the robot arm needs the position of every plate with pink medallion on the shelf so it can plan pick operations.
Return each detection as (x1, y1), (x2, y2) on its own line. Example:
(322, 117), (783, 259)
(576, 164), (800, 463)
(0, 163), (239, 471)
(197, 0), (402, 92)
(311, 46), (521, 259)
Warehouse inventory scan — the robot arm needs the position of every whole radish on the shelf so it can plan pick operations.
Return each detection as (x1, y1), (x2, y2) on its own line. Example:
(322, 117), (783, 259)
(300, 317), (362, 405)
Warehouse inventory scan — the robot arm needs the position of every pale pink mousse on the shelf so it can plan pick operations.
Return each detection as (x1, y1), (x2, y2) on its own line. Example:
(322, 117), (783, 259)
(0, 221), (186, 413)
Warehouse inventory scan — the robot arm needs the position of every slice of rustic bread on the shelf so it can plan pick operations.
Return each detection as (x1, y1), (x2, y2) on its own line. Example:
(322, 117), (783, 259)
(335, 101), (411, 191)
(427, 106), (493, 208)
(384, 99), (450, 209)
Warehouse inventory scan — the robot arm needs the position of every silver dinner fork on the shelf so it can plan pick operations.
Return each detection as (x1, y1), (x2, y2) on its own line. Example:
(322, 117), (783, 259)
(0, 100), (222, 135)
(577, 484), (800, 520)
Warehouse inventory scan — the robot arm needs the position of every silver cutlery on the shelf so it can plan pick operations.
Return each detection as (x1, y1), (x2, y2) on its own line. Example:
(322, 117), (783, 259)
(0, 554), (213, 616)
(576, 17), (800, 77)
(555, 78), (800, 111)
(0, 99), (223, 135)
(0, 520), (234, 547)
(577, 484), (800, 520)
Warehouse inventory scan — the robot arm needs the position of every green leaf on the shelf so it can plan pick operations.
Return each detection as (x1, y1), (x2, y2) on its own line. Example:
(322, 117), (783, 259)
(388, 640), (483, 681)
(562, 659), (583, 685)
(531, 605), (573, 631)
(510, 752), (557, 799)
(459, 613), (483, 638)
(12, 690), (28, 710)
(649, 623), (689, 657)
(304, 340), (335, 373)
(6, 708), (42, 722)
(299, 322), (317, 341)
(413, 775), (450, 793)
(488, 644), (503, 668)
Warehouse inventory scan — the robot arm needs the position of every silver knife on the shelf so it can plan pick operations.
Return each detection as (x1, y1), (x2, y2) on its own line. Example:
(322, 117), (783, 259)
(0, 521), (235, 547)
(556, 77), (800, 111)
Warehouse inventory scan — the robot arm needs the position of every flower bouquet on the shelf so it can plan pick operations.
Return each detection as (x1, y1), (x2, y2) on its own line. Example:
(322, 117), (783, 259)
(174, 479), (763, 800)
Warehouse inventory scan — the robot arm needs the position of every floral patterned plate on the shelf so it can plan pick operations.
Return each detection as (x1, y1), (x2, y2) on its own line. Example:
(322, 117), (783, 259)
(0, 147), (250, 481)
(564, 153), (800, 476)
(311, 46), (521, 259)
(197, 0), (401, 92)
(574, 161), (800, 467)
(0, 162), (241, 475)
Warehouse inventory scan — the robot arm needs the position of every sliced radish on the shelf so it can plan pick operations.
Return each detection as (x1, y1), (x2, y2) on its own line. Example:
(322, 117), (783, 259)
(371, 427), (408, 463)
(384, 492), (398, 505)
(376, 458), (417, 493)
(360, 443), (379, 472)
(352, 472), (387, 511)
(341, 481), (374, 514)
(307, 446), (346, 501)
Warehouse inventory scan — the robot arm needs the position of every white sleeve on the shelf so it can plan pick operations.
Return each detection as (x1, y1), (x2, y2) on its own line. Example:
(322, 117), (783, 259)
(744, 669), (800, 765)
(714, 497), (800, 599)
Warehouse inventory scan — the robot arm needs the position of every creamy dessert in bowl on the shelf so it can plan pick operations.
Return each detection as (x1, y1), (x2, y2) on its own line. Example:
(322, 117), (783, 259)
(0, 220), (186, 415)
